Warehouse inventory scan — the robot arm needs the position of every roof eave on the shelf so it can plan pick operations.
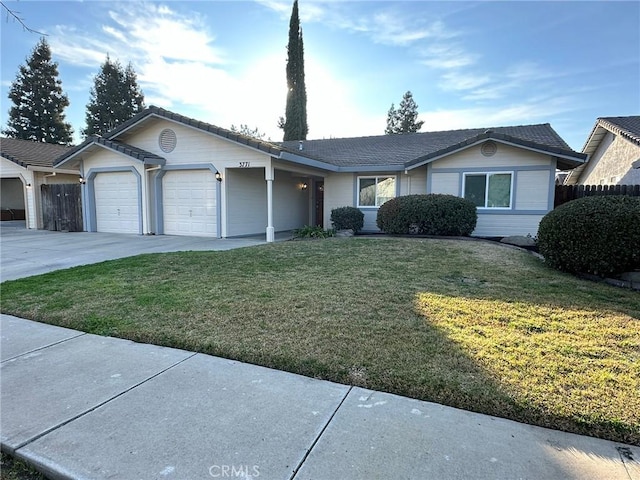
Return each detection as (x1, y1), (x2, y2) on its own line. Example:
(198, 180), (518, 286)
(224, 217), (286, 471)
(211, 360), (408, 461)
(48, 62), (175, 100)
(55, 138), (166, 167)
(109, 108), (284, 160)
(27, 165), (80, 174)
(405, 134), (586, 171)
(278, 151), (339, 172)
(54, 139), (97, 168)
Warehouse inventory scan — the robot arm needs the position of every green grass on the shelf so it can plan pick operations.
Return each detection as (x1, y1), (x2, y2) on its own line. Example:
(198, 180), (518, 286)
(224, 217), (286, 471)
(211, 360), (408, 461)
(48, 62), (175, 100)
(2, 238), (638, 444)
(0, 453), (47, 480)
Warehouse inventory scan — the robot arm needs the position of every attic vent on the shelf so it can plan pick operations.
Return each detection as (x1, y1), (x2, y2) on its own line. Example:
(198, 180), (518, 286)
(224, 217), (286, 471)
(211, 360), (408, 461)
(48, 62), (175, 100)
(481, 141), (497, 157)
(159, 129), (177, 153)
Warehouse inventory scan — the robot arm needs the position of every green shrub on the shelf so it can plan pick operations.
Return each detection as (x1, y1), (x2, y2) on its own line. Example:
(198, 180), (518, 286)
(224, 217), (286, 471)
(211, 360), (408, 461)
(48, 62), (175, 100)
(293, 225), (336, 239)
(538, 195), (640, 276)
(376, 194), (477, 236)
(330, 206), (364, 233)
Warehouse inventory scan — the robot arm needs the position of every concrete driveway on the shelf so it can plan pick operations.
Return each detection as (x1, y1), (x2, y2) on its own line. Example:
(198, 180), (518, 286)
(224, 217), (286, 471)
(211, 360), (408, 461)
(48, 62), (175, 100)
(0, 221), (273, 281)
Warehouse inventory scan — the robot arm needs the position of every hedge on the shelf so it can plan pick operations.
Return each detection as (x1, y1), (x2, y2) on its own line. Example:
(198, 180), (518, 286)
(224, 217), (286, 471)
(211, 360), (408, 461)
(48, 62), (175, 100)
(331, 206), (364, 233)
(537, 195), (640, 276)
(376, 194), (477, 236)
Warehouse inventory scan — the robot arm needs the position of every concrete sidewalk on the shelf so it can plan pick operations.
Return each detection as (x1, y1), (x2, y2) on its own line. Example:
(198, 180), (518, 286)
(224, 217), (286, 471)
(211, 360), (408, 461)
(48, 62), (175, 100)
(1, 314), (638, 480)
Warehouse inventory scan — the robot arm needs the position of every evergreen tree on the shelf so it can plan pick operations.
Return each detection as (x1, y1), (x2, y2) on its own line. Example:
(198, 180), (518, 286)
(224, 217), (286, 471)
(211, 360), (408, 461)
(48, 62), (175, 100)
(385, 91), (424, 134)
(280, 0), (308, 141)
(4, 38), (73, 144)
(230, 124), (268, 140)
(83, 56), (144, 137)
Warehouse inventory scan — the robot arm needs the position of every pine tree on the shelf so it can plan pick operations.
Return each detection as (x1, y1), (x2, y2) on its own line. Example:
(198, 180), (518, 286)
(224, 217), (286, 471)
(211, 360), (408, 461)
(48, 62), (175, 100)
(230, 124), (268, 140)
(83, 56), (145, 137)
(280, 0), (308, 141)
(385, 91), (424, 134)
(4, 38), (73, 144)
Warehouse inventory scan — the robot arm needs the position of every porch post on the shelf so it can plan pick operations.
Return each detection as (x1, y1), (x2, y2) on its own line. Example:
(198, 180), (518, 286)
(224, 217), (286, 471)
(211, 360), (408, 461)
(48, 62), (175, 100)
(266, 166), (274, 242)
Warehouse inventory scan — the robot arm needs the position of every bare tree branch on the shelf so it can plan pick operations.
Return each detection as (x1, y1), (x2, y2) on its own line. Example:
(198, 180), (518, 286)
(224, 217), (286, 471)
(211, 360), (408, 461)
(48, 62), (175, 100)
(1, 1), (46, 35)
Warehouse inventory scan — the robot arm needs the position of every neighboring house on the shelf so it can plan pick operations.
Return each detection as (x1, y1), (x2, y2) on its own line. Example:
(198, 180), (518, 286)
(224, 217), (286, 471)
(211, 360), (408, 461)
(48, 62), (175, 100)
(54, 106), (586, 241)
(0, 138), (78, 229)
(565, 116), (640, 186)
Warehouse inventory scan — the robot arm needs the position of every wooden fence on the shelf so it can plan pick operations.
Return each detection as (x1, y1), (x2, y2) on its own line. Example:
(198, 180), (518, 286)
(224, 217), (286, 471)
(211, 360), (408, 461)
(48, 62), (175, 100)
(554, 184), (640, 208)
(41, 184), (83, 232)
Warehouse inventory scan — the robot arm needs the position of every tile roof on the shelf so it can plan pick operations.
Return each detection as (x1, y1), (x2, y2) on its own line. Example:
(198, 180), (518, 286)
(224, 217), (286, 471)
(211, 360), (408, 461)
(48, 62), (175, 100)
(51, 105), (585, 172)
(0, 137), (73, 168)
(594, 116), (640, 147)
(106, 106), (285, 157)
(565, 115), (640, 185)
(279, 123), (584, 170)
(55, 136), (166, 166)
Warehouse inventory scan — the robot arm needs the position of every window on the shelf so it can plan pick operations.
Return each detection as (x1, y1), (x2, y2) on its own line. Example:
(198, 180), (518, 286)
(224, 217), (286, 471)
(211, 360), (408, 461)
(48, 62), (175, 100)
(358, 176), (396, 207)
(463, 172), (512, 208)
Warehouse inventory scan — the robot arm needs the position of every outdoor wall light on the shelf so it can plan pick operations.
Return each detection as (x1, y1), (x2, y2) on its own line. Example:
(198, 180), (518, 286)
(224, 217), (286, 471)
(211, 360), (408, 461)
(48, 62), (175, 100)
(25, 183), (32, 188)
(215, 171), (222, 182)
(79, 177), (86, 184)
(301, 182), (308, 190)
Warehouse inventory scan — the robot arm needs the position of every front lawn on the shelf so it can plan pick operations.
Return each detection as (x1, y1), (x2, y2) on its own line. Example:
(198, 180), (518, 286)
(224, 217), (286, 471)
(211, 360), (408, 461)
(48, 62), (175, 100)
(2, 238), (638, 444)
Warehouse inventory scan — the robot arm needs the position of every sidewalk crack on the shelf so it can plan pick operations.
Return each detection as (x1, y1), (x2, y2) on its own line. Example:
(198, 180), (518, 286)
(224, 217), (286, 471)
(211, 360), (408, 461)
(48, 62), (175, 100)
(289, 385), (353, 480)
(10, 352), (197, 452)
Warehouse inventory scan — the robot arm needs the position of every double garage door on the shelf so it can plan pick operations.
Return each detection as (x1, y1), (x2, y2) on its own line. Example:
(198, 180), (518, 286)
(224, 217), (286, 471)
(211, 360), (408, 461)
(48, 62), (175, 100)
(93, 170), (217, 236)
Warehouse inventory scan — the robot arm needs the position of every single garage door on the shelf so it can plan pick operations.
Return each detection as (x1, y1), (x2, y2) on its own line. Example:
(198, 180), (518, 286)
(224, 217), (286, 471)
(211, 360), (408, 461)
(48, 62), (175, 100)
(94, 171), (140, 234)
(163, 170), (217, 236)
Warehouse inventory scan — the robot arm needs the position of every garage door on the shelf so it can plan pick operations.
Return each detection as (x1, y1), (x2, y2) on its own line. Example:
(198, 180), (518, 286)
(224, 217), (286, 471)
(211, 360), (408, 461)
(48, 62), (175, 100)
(163, 170), (217, 236)
(94, 172), (139, 234)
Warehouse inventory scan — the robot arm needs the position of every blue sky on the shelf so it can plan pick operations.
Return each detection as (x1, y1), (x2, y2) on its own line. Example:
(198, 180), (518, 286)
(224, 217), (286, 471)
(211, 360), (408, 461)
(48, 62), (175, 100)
(1, 1), (639, 150)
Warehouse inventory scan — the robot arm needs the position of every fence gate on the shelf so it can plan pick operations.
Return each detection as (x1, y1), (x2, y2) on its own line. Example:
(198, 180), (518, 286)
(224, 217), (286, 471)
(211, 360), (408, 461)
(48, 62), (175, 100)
(41, 184), (83, 232)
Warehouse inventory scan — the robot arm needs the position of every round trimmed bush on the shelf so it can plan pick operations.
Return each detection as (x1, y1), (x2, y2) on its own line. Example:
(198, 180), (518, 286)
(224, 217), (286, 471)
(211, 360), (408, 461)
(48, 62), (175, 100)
(537, 195), (640, 276)
(376, 194), (477, 236)
(331, 206), (364, 233)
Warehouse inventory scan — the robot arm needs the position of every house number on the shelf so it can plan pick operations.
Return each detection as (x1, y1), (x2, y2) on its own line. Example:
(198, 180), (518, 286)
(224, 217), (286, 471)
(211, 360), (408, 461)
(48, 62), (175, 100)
(239, 162), (250, 168)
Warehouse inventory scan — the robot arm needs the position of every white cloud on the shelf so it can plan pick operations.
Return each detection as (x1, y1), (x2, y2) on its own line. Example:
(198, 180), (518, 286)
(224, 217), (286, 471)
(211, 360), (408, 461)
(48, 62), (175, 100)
(258, 1), (457, 46)
(421, 96), (575, 132)
(439, 71), (492, 92)
(419, 43), (477, 70)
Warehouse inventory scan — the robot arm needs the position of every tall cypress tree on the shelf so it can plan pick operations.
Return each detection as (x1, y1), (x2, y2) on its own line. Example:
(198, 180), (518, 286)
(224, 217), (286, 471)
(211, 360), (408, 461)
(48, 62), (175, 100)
(4, 38), (73, 144)
(280, 0), (308, 141)
(83, 56), (145, 137)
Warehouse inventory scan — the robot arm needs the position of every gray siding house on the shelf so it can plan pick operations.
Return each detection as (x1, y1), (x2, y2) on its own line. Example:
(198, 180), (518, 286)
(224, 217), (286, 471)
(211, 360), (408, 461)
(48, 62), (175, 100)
(54, 106), (586, 240)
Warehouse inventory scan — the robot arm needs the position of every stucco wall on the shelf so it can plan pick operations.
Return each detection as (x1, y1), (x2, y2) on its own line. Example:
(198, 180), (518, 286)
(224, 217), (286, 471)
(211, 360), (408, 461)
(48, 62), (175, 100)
(579, 132), (640, 185)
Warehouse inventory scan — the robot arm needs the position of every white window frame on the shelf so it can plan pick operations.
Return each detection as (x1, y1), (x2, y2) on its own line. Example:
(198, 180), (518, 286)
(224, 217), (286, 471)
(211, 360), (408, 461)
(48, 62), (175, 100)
(462, 171), (513, 209)
(357, 175), (397, 207)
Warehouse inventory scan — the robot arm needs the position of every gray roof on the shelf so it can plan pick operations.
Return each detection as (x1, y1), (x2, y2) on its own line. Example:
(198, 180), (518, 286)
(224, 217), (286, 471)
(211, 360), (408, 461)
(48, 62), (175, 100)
(279, 123), (584, 170)
(53, 105), (585, 172)
(586, 116), (640, 151)
(1, 137), (73, 168)
(106, 106), (285, 157)
(565, 115), (640, 185)
(55, 136), (166, 167)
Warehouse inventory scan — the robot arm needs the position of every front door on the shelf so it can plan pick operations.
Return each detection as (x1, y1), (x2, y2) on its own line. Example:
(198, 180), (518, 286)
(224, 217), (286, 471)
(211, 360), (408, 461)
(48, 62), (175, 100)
(315, 181), (324, 227)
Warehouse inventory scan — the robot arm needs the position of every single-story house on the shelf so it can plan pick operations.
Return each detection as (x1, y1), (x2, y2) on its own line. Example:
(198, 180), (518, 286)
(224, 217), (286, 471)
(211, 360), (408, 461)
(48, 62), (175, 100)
(564, 116), (640, 186)
(54, 106), (586, 241)
(0, 138), (78, 228)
